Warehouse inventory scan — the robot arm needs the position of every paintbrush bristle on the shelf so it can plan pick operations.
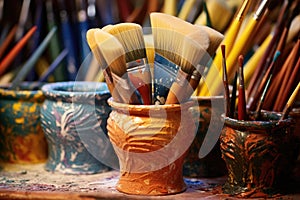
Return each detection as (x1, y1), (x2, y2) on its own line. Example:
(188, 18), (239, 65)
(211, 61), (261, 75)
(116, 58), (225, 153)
(86, 28), (106, 68)
(103, 23), (147, 63)
(197, 25), (224, 56)
(180, 29), (210, 74)
(150, 12), (199, 64)
(94, 29), (127, 77)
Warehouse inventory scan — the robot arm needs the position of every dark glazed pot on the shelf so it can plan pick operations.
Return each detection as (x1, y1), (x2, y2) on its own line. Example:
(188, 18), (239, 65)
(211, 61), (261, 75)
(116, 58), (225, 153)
(0, 83), (47, 164)
(220, 111), (295, 197)
(183, 96), (227, 178)
(40, 81), (111, 174)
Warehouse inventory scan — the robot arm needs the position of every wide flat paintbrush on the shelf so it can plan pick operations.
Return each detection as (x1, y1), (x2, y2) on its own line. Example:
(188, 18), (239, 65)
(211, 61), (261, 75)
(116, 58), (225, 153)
(165, 28), (209, 104)
(94, 29), (141, 104)
(103, 23), (152, 105)
(150, 12), (209, 104)
(86, 28), (121, 103)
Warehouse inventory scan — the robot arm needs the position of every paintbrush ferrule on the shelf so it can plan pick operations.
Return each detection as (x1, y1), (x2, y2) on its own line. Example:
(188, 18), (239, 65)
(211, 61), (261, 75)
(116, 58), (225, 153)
(126, 58), (148, 70)
(175, 68), (190, 87)
(110, 72), (131, 90)
(191, 69), (202, 81)
(253, 0), (269, 20)
(110, 71), (141, 104)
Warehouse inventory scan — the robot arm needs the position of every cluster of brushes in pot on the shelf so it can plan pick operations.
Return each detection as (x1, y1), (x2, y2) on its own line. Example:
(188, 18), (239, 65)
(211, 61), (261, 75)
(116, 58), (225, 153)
(86, 12), (224, 105)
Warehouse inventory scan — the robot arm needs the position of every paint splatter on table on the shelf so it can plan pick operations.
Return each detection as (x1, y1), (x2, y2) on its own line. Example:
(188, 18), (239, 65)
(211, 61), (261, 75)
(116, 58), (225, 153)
(0, 163), (299, 200)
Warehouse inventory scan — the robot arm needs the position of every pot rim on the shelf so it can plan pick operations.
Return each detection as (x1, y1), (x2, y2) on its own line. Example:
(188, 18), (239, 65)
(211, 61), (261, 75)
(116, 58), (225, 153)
(41, 81), (110, 99)
(0, 82), (43, 100)
(108, 97), (196, 112)
(222, 111), (293, 130)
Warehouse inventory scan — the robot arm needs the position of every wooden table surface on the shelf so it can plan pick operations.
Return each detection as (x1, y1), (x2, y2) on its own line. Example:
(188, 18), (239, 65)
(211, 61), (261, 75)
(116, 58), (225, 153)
(0, 163), (299, 200)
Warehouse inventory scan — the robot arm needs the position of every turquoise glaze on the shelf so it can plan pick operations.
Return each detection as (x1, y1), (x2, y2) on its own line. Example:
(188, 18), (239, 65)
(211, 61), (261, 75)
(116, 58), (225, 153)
(40, 82), (112, 174)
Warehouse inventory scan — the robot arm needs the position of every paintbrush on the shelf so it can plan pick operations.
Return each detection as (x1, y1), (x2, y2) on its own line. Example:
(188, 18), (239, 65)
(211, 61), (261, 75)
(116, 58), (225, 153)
(221, 45), (230, 117)
(103, 23), (152, 105)
(194, 0), (233, 32)
(198, 0), (252, 96)
(210, 0), (270, 97)
(251, 51), (281, 120)
(162, 0), (177, 16)
(165, 28), (209, 104)
(202, 1), (212, 27)
(248, 51), (281, 111)
(94, 29), (141, 105)
(86, 28), (121, 103)
(178, 0), (197, 21)
(280, 82), (300, 120)
(274, 55), (300, 112)
(230, 72), (238, 119)
(150, 12), (209, 104)
(247, 0), (290, 98)
(38, 49), (68, 83)
(126, 1), (149, 24)
(243, 34), (272, 88)
(10, 26), (57, 90)
(237, 55), (247, 120)
(0, 25), (17, 59)
(0, 26), (37, 76)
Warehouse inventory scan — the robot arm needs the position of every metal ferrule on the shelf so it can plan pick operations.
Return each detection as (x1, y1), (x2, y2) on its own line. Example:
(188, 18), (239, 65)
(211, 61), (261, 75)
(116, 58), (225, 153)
(253, 0), (269, 20)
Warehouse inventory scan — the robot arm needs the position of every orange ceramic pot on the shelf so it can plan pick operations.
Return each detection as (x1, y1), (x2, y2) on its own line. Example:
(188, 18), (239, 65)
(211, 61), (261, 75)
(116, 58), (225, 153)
(107, 98), (197, 195)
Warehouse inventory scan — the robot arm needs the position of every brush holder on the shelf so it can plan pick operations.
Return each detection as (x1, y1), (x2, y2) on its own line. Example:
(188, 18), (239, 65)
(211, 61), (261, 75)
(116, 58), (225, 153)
(107, 98), (197, 195)
(183, 96), (227, 178)
(290, 108), (300, 160)
(0, 83), (47, 164)
(220, 111), (295, 198)
(40, 81), (111, 174)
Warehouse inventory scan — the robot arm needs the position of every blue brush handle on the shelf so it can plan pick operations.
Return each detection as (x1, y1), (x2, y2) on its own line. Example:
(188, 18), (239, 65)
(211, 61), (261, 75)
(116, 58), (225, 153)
(39, 49), (68, 82)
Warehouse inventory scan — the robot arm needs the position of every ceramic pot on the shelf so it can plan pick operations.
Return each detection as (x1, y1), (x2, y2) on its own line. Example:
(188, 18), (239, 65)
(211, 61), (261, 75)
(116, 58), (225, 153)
(220, 111), (295, 197)
(183, 96), (227, 177)
(290, 108), (300, 160)
(40, 81), (111, 174)
(107, 98), (197, 195)
(0, 83), (47, 164)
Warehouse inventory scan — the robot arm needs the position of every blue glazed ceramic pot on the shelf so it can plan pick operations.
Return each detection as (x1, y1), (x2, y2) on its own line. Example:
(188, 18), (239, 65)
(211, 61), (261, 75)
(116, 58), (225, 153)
(40, 81), (112, 174)
(0, 83), (47, 164)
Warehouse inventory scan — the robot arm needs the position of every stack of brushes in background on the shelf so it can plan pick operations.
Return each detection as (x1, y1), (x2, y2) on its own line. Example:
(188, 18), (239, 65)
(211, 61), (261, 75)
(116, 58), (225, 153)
(86, 13), (223, 105)
(195, 0), (300, 120)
